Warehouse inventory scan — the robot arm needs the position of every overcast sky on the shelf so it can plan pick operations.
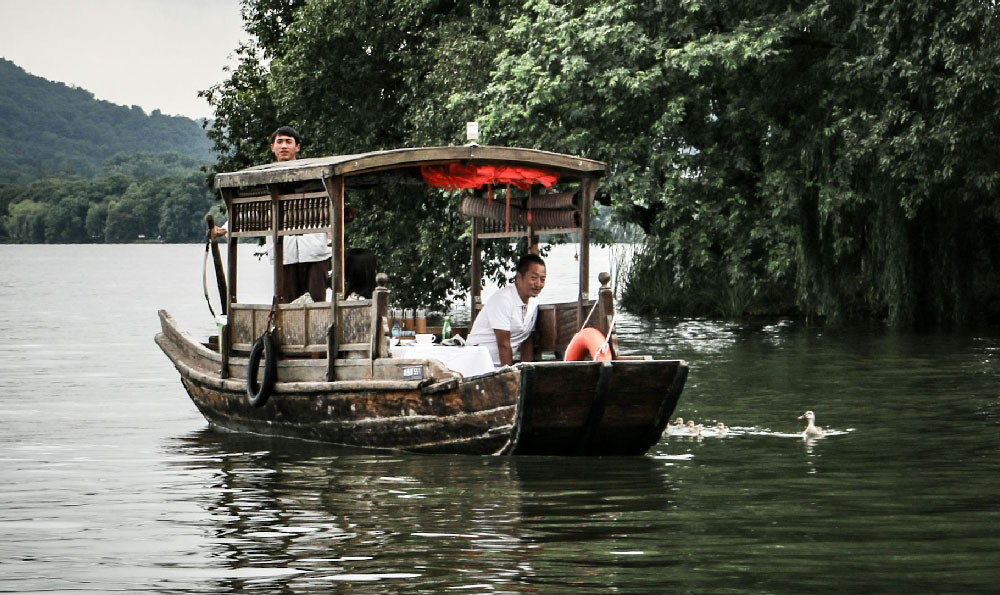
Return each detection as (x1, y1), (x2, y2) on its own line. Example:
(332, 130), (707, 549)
(0, 0), (249, 119)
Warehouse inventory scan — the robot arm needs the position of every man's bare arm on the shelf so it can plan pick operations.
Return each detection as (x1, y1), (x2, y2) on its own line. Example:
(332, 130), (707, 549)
(493, 329), (514, 366)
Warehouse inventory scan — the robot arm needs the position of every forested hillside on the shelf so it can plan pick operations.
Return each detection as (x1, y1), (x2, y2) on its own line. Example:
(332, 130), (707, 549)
(0, 59), (219, 243)
(0, 59), (213, 184)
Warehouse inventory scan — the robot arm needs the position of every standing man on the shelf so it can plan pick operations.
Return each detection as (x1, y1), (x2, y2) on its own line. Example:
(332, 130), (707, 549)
(467, 254), (546, 367)
(215, 126), (332, 302)
(266, 126), (331, 302)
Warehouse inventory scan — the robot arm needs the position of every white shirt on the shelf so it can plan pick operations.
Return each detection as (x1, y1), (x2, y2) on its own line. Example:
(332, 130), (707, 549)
(220, 221), (330, 264)
(269, 233), (331, 265)
(467, 283), (538, 367)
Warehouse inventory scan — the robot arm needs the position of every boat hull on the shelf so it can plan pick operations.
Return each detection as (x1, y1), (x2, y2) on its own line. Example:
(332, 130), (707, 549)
(156, 310), (686, 455)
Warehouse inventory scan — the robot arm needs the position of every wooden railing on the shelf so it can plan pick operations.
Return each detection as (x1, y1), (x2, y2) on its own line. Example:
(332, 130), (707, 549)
(228, 299), (379, 357)
(227, 189), (331, 238)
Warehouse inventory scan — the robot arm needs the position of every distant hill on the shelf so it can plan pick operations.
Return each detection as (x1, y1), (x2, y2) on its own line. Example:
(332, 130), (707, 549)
(0, 58), (214, 184)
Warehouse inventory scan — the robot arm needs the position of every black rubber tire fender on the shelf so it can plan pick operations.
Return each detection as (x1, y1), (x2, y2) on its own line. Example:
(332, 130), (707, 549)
(246, 333), (276, 408)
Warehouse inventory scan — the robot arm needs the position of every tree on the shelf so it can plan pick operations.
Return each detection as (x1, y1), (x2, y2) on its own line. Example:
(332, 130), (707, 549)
(158, 176), (216, 242)
(476, 0), (1000, 325)
(205, 0), (523, 308)
(7, 199), (47, 242)
(206, 0), (1000, 325)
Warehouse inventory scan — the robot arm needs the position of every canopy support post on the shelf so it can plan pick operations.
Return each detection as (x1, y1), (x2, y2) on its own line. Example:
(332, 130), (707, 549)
(471, 216), (482, 324)
(324, 176), (344, 381)
(526, 185), (536, 254)
(219, 188), (239, 307)
(577, 178), (594, 325)
(267, 184), (284, 302)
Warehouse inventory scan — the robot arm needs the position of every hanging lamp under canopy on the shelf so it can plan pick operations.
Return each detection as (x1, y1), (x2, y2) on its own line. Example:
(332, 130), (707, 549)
(420, 163), (559, 190)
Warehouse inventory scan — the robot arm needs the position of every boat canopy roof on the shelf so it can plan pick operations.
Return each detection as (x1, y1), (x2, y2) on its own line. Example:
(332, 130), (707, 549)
(214, 145), (605, 189)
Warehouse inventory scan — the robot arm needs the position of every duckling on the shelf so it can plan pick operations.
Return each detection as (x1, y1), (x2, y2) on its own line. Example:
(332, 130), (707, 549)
(673, 417), (685, 428)
(715, 422), (727, 436)
(692, 423), (703, 437)
(798, 410), (824, 438)
(686, 420), (697, 434)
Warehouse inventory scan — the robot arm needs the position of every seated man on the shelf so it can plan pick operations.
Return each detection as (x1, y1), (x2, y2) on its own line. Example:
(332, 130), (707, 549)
(467, 254), (546, 367)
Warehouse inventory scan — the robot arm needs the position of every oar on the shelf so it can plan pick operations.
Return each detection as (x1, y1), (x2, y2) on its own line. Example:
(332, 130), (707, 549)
(205, 215), (228, 315)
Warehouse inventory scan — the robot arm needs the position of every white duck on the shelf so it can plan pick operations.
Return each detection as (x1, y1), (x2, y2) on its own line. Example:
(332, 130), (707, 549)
(798, 410), (824, 438)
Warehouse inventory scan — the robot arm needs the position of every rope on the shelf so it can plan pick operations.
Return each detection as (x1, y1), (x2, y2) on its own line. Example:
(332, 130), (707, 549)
(202, 235), (216, 317)
(580, 298), (600, 331)
(593, 310), (617, 361)
(265, 295), (279, 335)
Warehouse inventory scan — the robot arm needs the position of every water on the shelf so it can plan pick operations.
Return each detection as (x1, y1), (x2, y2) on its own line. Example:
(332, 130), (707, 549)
(1, 244), (998, 593)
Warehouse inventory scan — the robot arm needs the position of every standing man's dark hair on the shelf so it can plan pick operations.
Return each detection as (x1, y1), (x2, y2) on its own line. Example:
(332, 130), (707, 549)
(270, 126), (301, 145)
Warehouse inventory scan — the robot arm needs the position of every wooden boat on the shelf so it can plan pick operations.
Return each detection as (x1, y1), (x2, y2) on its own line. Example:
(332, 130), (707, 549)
(156, 145), (688, 455)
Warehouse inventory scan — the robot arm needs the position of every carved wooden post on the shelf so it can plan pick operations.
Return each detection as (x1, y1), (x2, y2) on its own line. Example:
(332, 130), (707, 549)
(597, 271), (617, 358)
(370, 273), (390, 362)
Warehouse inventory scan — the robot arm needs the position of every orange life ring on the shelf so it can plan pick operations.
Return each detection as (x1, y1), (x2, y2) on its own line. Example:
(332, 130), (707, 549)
(564, 327), (612, 362)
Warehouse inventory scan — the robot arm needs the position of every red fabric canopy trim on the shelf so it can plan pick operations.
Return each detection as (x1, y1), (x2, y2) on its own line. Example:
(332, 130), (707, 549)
(421, 163), (559, 190)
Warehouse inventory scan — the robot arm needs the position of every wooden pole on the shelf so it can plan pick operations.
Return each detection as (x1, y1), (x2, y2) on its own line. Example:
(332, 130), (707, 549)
(267, 185), (284, 302)
(471, 216), (483, 323)
(219, 188), (238, 307)
(527, 185), (536, 254)
(578, 178), (594, 326)
(205, 214), (228, 316)
(206, 211), (232, 380)
(324, 176), (344, 381)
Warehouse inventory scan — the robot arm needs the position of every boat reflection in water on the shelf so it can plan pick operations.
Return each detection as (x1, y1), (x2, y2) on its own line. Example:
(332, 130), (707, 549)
(165, 428), (677, 591)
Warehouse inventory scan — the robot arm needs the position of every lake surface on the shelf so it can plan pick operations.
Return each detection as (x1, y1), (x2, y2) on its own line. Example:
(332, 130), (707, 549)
(1, 244), (998, 593)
